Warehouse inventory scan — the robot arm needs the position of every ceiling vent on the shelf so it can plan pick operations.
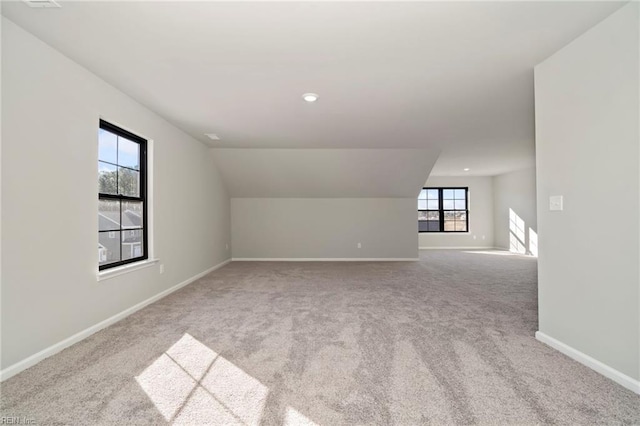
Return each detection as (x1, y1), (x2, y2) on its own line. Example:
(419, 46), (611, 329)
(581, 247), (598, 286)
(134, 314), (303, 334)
(23, 0), (61, 8)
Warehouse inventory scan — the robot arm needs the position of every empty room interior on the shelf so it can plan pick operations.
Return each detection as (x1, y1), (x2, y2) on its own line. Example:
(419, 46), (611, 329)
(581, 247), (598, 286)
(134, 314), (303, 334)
(1, 0), (639, 424)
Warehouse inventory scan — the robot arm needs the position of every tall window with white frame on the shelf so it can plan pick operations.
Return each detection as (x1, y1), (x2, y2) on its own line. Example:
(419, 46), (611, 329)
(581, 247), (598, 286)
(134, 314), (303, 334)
(98, 120), (148, 270)
(418, 187), (468, 232)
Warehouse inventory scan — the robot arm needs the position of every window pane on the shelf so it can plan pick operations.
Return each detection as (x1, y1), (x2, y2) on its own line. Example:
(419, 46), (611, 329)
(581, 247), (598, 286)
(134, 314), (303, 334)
(454, 199), (466, 210)
(444, 211), (455, 221)
(427, 200), (439, 210)
(418, 200), (427, 210)
(427, 221), (440, 231)
(444, 220), (456, 231)
(419, 220), (441, 232)
(118, 167), (140, 197)
(122, 230), (144, 260)
(122, 201), (143, 229)
(118, 136), (140, 170)
(427, 211), (439, 221)
(98, 161), (118, 194)
(99, 231), (121, 265)
(418, 211), (428, 221)
(419, 189), (427, 200)
(455, 189), (466, 199)
(427, 189), (439, 199)
(443, 199), (454, 209)
(98, 129), (117, 164)
(443, 189), (455, 199)
(455, 222), (467, 232)
(456, 212), (467, 222)
(99, 199), (120, 231)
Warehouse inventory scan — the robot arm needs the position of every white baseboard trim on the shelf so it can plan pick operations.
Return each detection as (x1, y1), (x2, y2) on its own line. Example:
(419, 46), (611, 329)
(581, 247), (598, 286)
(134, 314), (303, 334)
(0, 258), (232, 382)
(232, 258), (419, 262)
(419, 246), (496, 250)
(535, 331), (640, 395)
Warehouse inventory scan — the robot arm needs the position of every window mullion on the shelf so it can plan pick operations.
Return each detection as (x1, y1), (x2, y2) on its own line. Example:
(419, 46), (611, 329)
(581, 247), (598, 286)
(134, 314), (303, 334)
(439, 188), (444, 232)
(119, 198), (123, 264)
(98, 193), (142, 202)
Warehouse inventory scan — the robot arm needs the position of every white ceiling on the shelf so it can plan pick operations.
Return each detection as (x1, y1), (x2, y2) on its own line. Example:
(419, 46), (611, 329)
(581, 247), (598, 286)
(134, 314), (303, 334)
(1, 1), (624, 177)
(212, 148), (440, 198)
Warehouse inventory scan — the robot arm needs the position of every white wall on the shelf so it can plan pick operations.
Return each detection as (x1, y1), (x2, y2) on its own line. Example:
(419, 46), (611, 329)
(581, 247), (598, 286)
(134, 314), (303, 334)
(231, 198), (418, 259)
(535, 2), (639, 382)
(1, 19), (231, 369)
(492, 168), (537, 254)
(418, 176), (494, 249)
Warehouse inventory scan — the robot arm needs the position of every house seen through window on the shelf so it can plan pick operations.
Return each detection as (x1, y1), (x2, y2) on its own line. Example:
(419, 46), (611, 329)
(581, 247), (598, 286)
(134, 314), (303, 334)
(98, 120), (148, 270)
(418, 187), (468, 232)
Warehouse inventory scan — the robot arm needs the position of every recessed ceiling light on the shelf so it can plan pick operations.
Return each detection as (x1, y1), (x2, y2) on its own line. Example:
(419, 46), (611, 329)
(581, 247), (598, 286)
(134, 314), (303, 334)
(205, 133), (221, 141)
(302, 93), (319, 102)
(463, 168), (470, 172)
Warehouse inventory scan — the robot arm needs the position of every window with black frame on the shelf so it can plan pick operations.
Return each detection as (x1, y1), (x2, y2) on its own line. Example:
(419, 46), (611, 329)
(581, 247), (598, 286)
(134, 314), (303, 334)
(98, 120), (148, 270)
(418, 187), (468, 232)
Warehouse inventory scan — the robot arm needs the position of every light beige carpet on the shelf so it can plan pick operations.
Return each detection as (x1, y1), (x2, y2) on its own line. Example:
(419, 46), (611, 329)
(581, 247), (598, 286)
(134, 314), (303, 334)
(1, 250), (639, 425)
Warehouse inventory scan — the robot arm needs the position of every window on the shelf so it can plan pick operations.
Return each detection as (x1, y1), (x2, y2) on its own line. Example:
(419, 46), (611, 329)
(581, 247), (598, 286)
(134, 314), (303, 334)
(418, 187), (468, 232)
(98, 120), (147, 270)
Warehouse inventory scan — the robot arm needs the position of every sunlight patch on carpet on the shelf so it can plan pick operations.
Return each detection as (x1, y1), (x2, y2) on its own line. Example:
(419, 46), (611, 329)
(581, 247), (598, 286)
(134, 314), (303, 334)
(284, 406), (318, 426)
(135, 333), (270, 424)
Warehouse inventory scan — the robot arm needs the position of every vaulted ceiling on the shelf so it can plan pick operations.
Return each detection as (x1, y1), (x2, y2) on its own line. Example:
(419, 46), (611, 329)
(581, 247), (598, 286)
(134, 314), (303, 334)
(1, 1), (624, 194)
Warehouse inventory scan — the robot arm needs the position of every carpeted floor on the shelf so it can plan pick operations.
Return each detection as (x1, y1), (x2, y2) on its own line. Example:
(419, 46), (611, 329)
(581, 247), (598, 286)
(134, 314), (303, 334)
(1, 250), (639, 425)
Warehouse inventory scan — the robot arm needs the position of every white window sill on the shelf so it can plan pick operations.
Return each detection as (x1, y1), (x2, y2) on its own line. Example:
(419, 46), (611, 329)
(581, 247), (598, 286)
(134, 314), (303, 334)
(97, 258), (159, 282)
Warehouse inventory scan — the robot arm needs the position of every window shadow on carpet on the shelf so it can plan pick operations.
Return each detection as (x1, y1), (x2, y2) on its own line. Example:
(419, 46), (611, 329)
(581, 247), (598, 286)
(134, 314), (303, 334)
(135, 333), (316, 425)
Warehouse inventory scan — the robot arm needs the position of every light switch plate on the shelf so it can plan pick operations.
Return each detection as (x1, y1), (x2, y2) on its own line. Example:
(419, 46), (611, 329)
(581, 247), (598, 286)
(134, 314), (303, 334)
(549, 195), (563, 211)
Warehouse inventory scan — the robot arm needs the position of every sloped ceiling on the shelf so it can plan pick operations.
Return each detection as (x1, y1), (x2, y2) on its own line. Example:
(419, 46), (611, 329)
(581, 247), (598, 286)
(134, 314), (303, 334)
(212, 149), (439, 198)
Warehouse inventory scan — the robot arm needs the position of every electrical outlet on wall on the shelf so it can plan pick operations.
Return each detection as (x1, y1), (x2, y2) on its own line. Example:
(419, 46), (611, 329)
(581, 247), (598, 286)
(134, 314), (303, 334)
(357, 242), (362, 249)
(226, 243), (229, 251)
(159, 264), (164, 274)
